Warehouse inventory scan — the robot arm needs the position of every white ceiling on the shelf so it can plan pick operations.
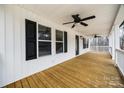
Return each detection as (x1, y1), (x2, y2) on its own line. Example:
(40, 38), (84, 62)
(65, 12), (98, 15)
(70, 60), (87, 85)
(19, 4), (120, 36)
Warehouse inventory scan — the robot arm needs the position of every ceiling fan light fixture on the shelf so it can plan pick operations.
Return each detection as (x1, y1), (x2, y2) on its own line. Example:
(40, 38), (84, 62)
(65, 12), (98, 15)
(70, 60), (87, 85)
(72, 24), (75, 28)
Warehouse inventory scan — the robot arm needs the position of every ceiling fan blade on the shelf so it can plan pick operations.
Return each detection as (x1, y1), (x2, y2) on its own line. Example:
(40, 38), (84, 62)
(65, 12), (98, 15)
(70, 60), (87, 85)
(63, 21), (74, 25)
(81, 15), (96, 21)
(80, 22), (88, 26)
(72, 24), (75, 28)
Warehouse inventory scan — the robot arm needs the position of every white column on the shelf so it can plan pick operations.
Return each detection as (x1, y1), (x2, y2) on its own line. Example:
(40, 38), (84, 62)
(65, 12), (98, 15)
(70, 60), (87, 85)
(111, 25), (116, 60)
(0, 5), (5, 87)
(115, 25), (120, 49)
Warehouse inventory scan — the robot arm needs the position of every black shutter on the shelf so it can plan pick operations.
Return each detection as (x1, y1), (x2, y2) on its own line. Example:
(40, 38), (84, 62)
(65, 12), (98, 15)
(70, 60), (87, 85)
(83, 38), (86, 49)
(25, 19), (37, 60)
(87, 39), (89, 48)
(64, 31), (68, 52)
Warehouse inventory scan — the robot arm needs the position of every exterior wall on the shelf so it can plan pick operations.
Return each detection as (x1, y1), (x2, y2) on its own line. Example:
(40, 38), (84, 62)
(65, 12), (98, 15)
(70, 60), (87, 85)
(0, 5), (89, 87)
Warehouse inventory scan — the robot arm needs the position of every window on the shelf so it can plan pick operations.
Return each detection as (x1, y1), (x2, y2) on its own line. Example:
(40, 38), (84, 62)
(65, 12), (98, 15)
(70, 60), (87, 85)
(38, 42), (51, 56)
(56, 30), (63, 41)
(120, 23), (124, 50)
(56, 42), (63, 53)
(38, 25), (51, 40)
(83, 38), (89, 49)
(38, 24), (51, 57)
(56, 30), (64, 54)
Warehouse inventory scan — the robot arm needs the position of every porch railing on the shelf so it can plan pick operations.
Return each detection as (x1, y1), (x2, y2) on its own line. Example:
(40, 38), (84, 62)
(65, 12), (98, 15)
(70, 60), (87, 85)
(90, 46), (112, 54)
(116, 49), (124, 76)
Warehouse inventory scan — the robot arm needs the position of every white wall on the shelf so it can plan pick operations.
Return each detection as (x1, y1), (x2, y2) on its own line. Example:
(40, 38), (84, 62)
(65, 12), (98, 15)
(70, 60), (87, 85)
(0, 5), (89, 87)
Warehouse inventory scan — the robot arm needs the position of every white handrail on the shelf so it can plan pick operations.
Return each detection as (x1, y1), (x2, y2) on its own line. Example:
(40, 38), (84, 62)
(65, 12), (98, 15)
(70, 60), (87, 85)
(90, 46), (112, 53)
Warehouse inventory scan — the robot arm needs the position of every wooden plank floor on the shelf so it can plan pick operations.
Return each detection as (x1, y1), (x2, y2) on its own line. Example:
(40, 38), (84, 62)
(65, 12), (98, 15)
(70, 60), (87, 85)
(5, 52), (124, 88)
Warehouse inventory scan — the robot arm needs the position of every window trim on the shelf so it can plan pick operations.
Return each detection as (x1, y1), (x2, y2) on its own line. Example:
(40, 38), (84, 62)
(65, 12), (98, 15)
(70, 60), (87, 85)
(37, 23), (52, 57)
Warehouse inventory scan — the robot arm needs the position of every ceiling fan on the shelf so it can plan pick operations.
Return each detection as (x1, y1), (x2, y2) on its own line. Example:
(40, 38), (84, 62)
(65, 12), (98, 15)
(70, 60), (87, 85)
(63, 14), (96, 28)
(93, 34), (101, 38)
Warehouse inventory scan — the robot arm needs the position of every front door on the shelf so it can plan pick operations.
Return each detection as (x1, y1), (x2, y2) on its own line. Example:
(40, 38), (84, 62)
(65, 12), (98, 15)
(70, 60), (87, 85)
(75, 35), (79, 55)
